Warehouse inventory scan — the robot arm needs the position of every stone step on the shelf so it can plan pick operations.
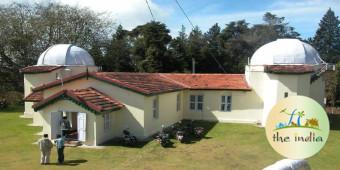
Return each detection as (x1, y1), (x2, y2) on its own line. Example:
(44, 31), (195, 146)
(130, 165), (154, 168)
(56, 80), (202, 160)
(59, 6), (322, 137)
(64, 140), (82, 147)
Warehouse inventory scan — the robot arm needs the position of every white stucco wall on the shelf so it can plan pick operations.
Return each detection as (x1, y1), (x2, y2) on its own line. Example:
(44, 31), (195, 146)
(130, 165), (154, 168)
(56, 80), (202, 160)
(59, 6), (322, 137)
(39, 100), (97, 146)
(41, 77), (146, 140)
(143, 91), (183, 137)
(245, 65), (317, 126)
(23, 66), (98, 123)
(182, 90), (263, 123)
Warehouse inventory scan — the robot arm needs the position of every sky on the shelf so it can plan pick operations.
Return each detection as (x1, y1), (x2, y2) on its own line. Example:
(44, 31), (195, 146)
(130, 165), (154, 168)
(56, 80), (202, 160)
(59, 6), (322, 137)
(1, 0), (340, 39)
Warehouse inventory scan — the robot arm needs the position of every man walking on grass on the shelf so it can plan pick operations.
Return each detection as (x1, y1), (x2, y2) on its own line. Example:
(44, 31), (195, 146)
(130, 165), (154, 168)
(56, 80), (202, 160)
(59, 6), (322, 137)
(54, 134), (65, 164)
(38, 134), (53, 165)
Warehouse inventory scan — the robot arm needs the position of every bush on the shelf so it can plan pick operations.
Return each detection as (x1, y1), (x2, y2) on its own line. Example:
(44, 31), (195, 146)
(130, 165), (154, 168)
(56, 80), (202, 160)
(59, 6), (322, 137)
(0, 91), (23, 106)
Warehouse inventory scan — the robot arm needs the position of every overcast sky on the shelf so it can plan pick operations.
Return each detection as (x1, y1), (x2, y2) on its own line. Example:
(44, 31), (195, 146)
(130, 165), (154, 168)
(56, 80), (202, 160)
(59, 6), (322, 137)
(2, 0), (340, 38)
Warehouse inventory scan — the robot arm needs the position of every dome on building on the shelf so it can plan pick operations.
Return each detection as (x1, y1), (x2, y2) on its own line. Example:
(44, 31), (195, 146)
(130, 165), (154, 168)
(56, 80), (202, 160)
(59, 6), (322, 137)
(250, 39), (324, 65)
(37, 44), (95, 66)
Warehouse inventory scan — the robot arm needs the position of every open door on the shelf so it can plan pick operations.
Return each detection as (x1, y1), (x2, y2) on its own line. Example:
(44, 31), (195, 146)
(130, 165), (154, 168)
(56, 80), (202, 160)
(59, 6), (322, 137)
(51, 112), (62, 139)
(77, 112), (86, 142)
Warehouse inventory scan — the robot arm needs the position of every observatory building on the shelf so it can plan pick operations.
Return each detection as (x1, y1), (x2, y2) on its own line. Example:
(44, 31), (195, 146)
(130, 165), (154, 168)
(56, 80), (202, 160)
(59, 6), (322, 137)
(20, 39), (331, 146)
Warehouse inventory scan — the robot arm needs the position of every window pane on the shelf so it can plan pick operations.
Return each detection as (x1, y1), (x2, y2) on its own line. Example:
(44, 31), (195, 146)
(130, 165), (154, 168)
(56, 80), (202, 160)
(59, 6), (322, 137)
(153, 99), (156, 108)
(190, 103), (195, 110)
(190, 95), (195, 102)
(177, 94), (181, 111)
(284, 92), (288, 98)
(221, 96), (225, 103)
(227, 104), (231, 111)
(221, 104), (225, 111)
(227, 96), (232, 103)
(197, 103), (203, 110)
(197, 95), (203, 102)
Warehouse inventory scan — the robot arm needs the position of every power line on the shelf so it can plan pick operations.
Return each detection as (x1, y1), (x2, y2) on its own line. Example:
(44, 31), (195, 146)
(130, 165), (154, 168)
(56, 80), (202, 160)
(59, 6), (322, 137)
(145, 0), (155, 21)
(174, 0), (194, 29)
(174, 0), (226, 73)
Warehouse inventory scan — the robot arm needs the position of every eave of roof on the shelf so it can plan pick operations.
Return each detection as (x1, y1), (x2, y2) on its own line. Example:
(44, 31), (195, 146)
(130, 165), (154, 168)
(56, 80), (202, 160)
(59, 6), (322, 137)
(20, 66), (64, 74)
(23, 91), (43, 102)
(31, 72), (252, 95)
(264, 65), (315, 74)
(32, 87), (124, 114)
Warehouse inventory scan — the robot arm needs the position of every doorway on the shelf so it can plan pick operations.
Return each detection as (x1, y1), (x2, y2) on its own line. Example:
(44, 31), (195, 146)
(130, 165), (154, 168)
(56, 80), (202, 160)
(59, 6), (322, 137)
(68, 112), (78, 140)
(50, 111), (86, 142)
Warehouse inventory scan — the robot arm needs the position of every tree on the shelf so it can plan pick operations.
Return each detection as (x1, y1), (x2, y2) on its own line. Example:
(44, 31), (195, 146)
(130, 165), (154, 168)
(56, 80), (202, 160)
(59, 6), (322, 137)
(186, 26), (206, 73)
(89, 41), (104, 68)
(104, 25), (133, 72)
(219, 20), (252, 73)
(130, 21), (172, 72)
(220, 20), (249, 41)
(312, 8), (340, 63)
(244, 13), (300, 49)
(168, 25), (190, 72)
(201, 23), (225, 73)
(336, 62), (340, 106)
(263, 12), (300, 38)
(0, 2), (114, 92)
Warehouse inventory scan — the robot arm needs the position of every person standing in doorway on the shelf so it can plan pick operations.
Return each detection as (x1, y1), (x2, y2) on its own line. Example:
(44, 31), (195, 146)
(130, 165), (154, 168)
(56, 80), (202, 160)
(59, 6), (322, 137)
(60, 116), (71, 137)
(54, 134), (65, 164)
(38, 134), (53, 165)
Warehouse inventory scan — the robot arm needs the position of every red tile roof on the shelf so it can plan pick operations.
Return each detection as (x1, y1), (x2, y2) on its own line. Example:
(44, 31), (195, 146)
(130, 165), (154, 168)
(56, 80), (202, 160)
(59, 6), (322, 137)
(31, 72), (252, 95)
(23, 91), (43, 102)
(264, 65), (315, 74)
(161, 74), (251, 90)
(91, 72), (185, 95)
(33, 87), (124, 114)
(20, 66), (63, 74)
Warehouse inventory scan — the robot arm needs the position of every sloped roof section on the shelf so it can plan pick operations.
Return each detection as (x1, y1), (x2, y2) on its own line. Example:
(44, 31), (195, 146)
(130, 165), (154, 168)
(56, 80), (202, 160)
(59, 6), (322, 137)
(23, 91), (43, 102)
(31, 72), (252, 95)
(20, 66), (63, 74)
(33, 87), (124, 114)
(264, 65), (315, 74)
(161, 73), (251, 90)
(91, 72), (185, 95)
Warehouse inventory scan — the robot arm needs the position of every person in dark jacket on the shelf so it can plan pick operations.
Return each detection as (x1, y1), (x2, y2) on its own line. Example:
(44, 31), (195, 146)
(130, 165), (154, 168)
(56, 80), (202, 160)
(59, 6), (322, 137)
(60, 116), (71, 137)
(54, 134), (65, 164)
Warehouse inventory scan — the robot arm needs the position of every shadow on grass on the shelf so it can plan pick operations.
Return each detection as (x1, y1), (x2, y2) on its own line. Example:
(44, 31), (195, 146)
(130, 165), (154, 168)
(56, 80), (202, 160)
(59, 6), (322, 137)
(101, 138), (151, 148)
(48, 159), (88, 166)
(101, 120), (217, 148)
(173, 119), (217, 145)
(328, 114), (340, 130)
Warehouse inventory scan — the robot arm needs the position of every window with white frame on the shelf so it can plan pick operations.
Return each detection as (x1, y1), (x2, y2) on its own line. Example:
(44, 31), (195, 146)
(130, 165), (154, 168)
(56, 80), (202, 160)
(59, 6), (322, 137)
(221, 95), (232, 112)
(190, 95), (204, 111)
(153, 97), (159, 118)
(104, 113), (111, 130)
(176, 93), (181, 112)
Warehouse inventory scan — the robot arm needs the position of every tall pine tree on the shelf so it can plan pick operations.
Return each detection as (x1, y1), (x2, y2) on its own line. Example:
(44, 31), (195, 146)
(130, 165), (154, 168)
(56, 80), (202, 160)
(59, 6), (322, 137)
(130, 21), (172, 72)
(168, 25), (190, 72)
(105, 25), (133, 72)
(313, 8), (340, 63)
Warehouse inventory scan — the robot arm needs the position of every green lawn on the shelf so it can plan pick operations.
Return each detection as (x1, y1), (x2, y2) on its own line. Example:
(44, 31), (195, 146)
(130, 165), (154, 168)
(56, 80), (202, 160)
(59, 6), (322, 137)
(0, 107), (339, 170)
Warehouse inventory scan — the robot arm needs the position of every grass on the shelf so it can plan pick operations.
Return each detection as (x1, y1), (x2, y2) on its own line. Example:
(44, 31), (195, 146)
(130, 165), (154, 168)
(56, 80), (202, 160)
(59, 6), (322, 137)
(0, 106), (340, 170)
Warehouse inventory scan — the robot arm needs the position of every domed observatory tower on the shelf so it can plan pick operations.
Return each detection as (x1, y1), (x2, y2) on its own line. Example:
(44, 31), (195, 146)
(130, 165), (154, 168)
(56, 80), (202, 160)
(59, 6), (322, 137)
(21, 44), (98, 124)
(245, 39), (332, 126)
